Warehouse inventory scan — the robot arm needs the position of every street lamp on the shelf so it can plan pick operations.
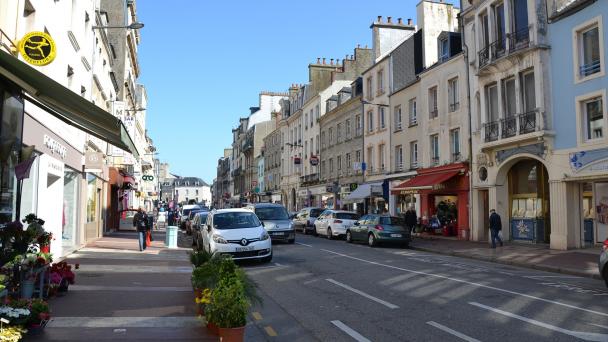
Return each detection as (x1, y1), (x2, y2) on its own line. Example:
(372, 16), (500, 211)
(362, 100), (389, 107)
(92, 22), (144, 30)
(124, 108), (146, 112)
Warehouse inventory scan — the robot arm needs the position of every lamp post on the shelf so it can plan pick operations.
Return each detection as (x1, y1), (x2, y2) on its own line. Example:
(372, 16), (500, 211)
(92, 22), (144, 30)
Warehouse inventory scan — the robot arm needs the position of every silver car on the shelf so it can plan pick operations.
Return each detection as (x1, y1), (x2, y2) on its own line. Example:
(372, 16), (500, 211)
(600, 238), (608, 287)
(293, 207), (324, 235)
(245, 203), (295, 244)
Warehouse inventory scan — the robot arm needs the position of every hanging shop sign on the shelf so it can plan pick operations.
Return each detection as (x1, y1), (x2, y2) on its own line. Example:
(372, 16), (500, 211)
(310, 155), (319, 166)
(18, 31), (57, 66)
(294, 157), (301, 165)
(349, 183), (358, 191)
(142, 175), (154, 181)
(84, 151), (104, 173)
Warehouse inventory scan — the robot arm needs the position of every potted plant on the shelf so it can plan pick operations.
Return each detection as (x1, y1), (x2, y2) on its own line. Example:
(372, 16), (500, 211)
(0, 325), (26, 342)
(189, 249), (212, 268)
(36, 232), (53, 253)
(27, 298), (50, 333)
(205, 275), (249, 342)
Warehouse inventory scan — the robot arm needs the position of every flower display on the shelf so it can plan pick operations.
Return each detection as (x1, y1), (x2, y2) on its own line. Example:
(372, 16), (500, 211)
(0, 306), (30, 319)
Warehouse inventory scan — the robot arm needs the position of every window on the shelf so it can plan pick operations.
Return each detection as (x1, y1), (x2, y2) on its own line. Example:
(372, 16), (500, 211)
(321, 161), (326, 177)
(316, 134), (319, 154)
(329, 128), (334, 145)
(584, 97), (603, 141)
(355, 150), (361, 163)
(379, 107), (386, 129)
(511, 0), (529, 37)
(304, 141), (308, 158)
(431, 135), (439, 166)
(379, 144), (385, 171)
(337, 155), (342, 171)
(409, 98), (417, 125)
(450, 128), (461, 161)
(377, 69), (384, 94)
(366, 76), (373, 100)
(394, 105), (402, 131)
(346, 153), (351, 171)
(495, 2), (506, 51)
(395, 145), (403, 171)
(310, 109), (314, 127)
(367, 110), (374, 132)
(305, 113), (308, 129)
(448, 78), (459, 112)
(329, 158), (334, 173)
(521, 71), (536, 112)
(345, 119), (351, 138)
(410, 141), (418, 168)
(578, 23), (602, 79)
(439, 38), (449, 62)
(321, 132), (326, 149)
(503, 77), (516, 117)
(337, 123), (342, 143)
(481, 12), (490, 48)
(367, 147), (374, 172)
(356, 114), (363, 135)
(486, 84), (499, 122)
(429, 87), (438, 118)
(310, 138), (314, 156)
(315, 105), (320, 122)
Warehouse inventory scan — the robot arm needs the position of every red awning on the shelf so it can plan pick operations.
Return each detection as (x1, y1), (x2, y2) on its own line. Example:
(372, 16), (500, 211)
(391, 170), (460, 194)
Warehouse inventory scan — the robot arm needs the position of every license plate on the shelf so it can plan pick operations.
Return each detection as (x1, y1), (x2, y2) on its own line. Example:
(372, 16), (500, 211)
(235, 246), (254, 252)
(271, 232), (284, 236)
(390, 234), (402, 238)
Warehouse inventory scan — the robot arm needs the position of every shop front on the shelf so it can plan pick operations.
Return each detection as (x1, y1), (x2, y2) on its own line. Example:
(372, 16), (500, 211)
(20, 113), (84, 256)
(343, 182), (383, 215)
(306, 185), (326, 208)
(392, 163), (469, 237)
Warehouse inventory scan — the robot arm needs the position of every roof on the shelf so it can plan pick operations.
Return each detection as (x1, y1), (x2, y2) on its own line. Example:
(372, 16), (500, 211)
(173, 177), (210, 187)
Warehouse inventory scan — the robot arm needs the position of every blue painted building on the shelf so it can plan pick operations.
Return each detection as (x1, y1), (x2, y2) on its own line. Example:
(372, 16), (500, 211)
(548, 0), (608, 247)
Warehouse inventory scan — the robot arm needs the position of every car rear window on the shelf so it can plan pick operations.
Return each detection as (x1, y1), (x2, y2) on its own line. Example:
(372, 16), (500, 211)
(335, 213), (360, 220)
(213, 212), (261, 229)
(380, 217), (405, 225)
(310, 209), (323, 217)
(255, 206), (289, 220)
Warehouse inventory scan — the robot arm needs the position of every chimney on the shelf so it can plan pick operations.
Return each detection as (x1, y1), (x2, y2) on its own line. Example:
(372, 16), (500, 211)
(357, 44), (360, 48)
(407, 18), (413, 25)
(350, 54), (353, 59)
(397, 18), (402, 25)
(317, 57), (321, 64)
(330, 58), (334, 65)
(377, 15), (382, 23)
(322, 58), (326, 65)
(387, 16), (392, 24)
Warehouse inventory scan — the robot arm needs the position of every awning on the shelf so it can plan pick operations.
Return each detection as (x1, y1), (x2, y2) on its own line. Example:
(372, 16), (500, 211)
(391, 170), (460, 194)
(343, 182), (382, 204)
(0, 50), (138, 158)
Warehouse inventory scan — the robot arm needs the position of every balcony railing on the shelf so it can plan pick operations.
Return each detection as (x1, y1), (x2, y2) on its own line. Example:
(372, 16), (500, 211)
(396, 163), (403, 171)
(409, 117), (418, 126)
(300, 173), (320, 185)
(355, 127), (362, 136)
(484, 109), (541, 143)
(449, 102), (460, 112)
(429, 109), (438, 119)
(478, 27), (530, 69)
(431, 157), (440, 166)
(580, 60), (601, 77)
(452, 152), (461, 163)
(508, 28), (530, 53)
(410, 161), (419, 169)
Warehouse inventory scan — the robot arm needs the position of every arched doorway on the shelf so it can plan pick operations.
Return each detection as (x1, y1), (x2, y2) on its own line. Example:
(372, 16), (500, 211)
(507, 159), (550, 243)
(291, 188), (296, 212)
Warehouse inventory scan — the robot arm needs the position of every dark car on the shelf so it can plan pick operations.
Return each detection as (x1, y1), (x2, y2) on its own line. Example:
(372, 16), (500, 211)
(293, 207), (324, 235)
(185, 209), (206, 236)
(600, 238), (608, 287)
(192, 211), (210, 248)
(346, 214), (411, 247)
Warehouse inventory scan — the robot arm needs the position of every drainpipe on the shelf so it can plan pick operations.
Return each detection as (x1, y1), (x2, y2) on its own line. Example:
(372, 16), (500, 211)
(460, 1), (474, 241)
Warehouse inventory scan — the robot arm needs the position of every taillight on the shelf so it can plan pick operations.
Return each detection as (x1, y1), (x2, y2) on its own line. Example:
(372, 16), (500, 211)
(603, 239), (608, 252)
(334, 219), (343, 224)
(375, 225), (384, 231)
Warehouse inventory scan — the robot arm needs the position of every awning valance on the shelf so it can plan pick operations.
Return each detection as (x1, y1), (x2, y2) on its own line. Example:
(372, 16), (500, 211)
(0, 50), (138, 158)
(343, 182), (382, 204)
(391, 170), (459, 194)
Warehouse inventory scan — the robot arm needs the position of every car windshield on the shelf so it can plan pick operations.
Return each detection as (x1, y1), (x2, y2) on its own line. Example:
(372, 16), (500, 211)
(183, 208), (197, 216)
(213, 212), (261, 229)
(198, 214), (208, 222)
(310, 209), (323, 217)
(255, 207), (289, 220)
(335, 213), (360, 220)
(380, 216), (405, 225)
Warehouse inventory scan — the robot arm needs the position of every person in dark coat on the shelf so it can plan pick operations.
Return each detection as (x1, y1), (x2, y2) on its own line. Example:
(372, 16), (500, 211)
(133, 207), (149, 251)
(404, 206), (418, 234)
(489, 209), (503, 248)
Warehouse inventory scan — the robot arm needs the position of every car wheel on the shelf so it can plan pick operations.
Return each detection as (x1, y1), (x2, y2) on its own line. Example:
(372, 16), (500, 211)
(302, 225), (307, 235)
(261, 252), (273, 263)
(401, 241), (409, 248)
(368, 233), (377, 247)
(191, 235), (197, 247)
(346, 230), (353, 243)
(288, 238), (295, 244)
(604, 266), (608, 288)
(327, 228), (333, 240)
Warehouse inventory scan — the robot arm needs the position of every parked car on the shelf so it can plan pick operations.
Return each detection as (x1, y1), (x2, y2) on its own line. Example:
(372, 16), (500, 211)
(314, 210), (360, 239)
(179, 204), (201, 229)
(347, 214), (411, 248)
(201, 208), (272, 262)
(293, 207), (324, 235)
(245, 203), (295, 243)
(186, 209), (206, 235)
(600, 238), (608, 287)
(192, 211), (210, 248)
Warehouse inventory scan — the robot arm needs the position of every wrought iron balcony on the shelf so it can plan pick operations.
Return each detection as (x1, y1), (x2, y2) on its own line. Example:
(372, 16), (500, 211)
(508, 28), (530, 53)
(483, 109), (542, 143)
(484, 121), (500, 142)
(478, 27), (530, 70)
(519, 110), (537, 134)
(452, 152), (461, 163)
(580, 60), (601, 77)
(431, 157), (440, 166)
(429, 108), (438, 119)
(449, 102), (460, 112)
(501, 116), (517, 138)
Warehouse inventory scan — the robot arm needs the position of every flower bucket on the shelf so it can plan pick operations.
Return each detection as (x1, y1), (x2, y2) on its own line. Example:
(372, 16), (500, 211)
(206, 322), (219, 335)
(21, 279), (35, 299)
(40, 245), (50, 253)
(218, 326), (245, 342)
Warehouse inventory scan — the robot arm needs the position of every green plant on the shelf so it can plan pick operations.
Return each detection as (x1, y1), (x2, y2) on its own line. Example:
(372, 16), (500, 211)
(205, 274), (249, 328)
(28, 299), (49, 324)
(191, 256), (222, 290)
(235, 268), (261, 306)
(189, 250), (211, 268)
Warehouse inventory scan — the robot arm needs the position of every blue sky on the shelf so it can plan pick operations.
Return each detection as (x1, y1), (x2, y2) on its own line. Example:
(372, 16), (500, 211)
(138, 0), (457, 184)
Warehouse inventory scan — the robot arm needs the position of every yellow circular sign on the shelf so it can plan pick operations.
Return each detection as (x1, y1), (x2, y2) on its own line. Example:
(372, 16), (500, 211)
(18, 31), (56, 66)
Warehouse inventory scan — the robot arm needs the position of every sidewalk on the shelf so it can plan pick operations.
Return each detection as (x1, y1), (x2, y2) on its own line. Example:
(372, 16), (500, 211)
(410, 234), (602, 280)
(26, 229), (217, 341)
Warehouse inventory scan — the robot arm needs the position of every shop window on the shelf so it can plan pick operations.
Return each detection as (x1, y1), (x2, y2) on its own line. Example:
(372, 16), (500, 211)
(0, 88), (24, 224)
(508, 159), (549, 219)
(63, 169), (79, 247)
(86, 174), (97, 222)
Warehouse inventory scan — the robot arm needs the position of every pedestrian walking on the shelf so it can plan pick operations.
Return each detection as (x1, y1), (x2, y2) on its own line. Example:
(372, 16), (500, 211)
(133, 207), (148, 251)
(404, 205), (418, 235)
(489, 209), (503, 248)
(168, 210), (175, 226)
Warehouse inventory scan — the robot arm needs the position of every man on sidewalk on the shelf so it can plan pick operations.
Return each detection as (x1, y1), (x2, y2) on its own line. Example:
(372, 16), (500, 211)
(404, 206), (418, 235)
(133, 207), (149, 251)
(489, 209), (503, 248)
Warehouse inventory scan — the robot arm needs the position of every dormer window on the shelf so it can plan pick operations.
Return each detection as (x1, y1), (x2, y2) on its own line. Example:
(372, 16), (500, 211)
(439, 38), (449, 62)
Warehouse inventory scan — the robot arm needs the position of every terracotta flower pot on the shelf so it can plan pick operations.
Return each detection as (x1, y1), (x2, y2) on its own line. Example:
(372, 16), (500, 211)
(206, 321), (219, 335)
(218, 326), (245, 342)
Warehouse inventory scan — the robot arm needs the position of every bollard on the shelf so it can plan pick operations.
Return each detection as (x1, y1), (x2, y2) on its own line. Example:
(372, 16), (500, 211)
(165, 225), (178, 249)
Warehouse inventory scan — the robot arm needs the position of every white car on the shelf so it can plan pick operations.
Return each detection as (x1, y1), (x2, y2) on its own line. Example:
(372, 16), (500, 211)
(314, 210), (361, 240)
(201, 209), (272, 262)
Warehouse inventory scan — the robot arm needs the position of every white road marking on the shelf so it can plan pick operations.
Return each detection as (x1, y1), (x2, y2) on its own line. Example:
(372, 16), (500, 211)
(330, 320), (371, 342)
(427, 321), (482, 342)
(295, 242), (313, 247)
(524, 275), (582, 279)
(326, 278), (399, 309)
(589, 323), (608, 330)
(48, 316), (200, 328)
(320, 248), (608, 318)
(70, 285), (192, 292)
(469, 302), (608, 342)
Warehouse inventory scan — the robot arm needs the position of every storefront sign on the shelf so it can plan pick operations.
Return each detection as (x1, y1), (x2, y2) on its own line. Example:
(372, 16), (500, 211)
(298, 189), (308, 197)
(46, 156), (64, 177)
(84, 151), (103, 172)
(349, 183), (358, 192)
(570, 147), (608, 172)
(399, 189), (418, 195)
(142, 175), (154, 181)
(18, 32), (57, 66)
(496, 143), (544, 164)
(294, 157), (301, 165)
(310, 155), (319, 166)
(43, 134), (67, 159)
(371, 185), (383, 196)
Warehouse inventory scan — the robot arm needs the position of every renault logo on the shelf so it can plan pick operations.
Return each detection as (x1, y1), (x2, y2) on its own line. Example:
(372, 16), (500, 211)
(240, 239), (248, 246)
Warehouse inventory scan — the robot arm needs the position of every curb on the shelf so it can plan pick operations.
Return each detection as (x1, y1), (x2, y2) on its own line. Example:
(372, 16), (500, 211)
(409, 245), (602, 281)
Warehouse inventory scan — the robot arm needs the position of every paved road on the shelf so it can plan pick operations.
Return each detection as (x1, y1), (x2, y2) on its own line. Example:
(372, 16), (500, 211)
(244, 233), (608, 342)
